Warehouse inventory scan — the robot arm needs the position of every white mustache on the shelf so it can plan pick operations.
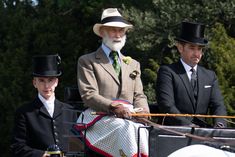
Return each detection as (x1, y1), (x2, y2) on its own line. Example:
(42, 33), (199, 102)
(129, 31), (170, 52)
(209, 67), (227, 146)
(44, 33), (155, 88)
(103, 35), (126, 51)
(113, 38), (122, 42)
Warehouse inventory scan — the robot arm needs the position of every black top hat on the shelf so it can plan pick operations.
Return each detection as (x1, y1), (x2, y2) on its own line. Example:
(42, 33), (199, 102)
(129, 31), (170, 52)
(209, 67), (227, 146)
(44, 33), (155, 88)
(32, 54), (62, 77)
(175, 21), (208, 46)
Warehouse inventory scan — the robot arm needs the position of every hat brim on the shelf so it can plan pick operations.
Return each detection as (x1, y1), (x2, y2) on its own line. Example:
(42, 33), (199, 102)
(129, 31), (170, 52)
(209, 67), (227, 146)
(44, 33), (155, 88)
(32, 71), (62, 77)
(175, 37), (208, 46)
(93, 22), (133, 37)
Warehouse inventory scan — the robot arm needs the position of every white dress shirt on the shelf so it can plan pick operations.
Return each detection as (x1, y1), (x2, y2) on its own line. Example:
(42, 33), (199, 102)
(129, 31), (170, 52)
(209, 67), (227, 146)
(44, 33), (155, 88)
(180, 59), (197, 81)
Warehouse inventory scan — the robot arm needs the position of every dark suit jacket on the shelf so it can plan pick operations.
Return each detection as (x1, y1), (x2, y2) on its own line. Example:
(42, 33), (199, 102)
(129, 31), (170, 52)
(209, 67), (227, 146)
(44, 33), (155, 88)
(11, 97), (77, 157)
(156, 61), (227, 127)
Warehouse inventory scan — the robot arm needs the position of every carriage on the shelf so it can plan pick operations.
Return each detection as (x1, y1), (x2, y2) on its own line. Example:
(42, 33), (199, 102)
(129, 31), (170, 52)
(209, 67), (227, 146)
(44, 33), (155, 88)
(60, 86), (235, 157)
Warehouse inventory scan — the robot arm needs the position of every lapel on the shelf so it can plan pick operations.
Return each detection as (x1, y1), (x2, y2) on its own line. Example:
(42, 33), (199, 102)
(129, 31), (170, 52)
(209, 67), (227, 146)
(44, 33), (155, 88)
(195, 66), (203, 109)
(119, 54), (137, 99)
(176, 61), (196, 110)
(53, 99), (63, 118)
(36, 97), (62, 118)
(120, 54), (129, 79)
(95, 47), (120, 84)
(35, 98), (51, 118)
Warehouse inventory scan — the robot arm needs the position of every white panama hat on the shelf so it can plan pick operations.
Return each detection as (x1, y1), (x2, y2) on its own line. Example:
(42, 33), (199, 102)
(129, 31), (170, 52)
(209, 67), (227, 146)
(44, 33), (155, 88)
(93, 8), (133, 37)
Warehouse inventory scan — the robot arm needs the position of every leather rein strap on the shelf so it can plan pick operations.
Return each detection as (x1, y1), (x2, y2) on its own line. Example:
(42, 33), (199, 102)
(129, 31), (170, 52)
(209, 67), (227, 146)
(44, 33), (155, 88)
(140, 118), (235, 147)
(91, 112), (235, 148)
(131, 113), (235, 119)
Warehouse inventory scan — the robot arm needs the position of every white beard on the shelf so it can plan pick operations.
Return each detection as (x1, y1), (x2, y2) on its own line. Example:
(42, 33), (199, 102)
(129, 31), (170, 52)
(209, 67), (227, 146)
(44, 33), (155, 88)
(103, 34), (126, 51)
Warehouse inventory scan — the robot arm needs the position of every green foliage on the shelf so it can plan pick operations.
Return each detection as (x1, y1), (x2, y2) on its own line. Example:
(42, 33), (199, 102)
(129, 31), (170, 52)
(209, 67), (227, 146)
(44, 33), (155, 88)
(206, 23), (235, 115)
(144, 83), (156, 104)
(0, 0), (235, 156)
(124, 0), (235, 104)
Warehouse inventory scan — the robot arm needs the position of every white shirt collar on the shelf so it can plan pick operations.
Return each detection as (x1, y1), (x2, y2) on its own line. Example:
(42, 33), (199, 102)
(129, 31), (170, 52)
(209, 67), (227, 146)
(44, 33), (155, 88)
(180, 59), (197, 80)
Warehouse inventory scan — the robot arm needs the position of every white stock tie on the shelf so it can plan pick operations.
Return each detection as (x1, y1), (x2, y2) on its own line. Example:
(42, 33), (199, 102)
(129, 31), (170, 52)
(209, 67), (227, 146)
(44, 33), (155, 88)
(47, 102), (54, 117)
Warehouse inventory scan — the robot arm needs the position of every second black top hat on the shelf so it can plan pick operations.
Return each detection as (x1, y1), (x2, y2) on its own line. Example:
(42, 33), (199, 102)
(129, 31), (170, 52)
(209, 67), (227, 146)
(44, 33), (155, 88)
(175, 21), (208, 46)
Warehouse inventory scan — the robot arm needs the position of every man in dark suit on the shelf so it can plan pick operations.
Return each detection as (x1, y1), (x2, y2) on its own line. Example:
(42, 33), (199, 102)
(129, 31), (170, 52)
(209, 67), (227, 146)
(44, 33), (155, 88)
(11, 54), (77, 157)
(73, 8), (149, 157)
(155, 21), (227, 127)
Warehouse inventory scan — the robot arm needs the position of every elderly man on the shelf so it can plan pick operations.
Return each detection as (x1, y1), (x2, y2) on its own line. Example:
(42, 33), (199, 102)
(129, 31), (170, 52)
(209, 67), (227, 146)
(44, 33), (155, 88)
(72, 8), (150, 157)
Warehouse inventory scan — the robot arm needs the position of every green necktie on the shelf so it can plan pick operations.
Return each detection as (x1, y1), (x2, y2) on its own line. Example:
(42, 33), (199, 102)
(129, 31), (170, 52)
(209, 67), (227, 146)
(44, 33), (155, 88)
(110, 51), (121, 76)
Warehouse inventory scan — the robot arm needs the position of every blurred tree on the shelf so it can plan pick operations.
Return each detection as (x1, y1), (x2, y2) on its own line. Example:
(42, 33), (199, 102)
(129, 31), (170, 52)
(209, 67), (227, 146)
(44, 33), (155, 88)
(121, 0), (235, 105)
(0, 0), (235, 156)
(206, 23), (235, 115)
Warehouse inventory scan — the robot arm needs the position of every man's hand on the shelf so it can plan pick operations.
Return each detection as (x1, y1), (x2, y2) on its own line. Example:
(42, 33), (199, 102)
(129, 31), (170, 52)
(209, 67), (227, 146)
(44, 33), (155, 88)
(42, 152), (50, 157)
(109, 103), (132, 119)
(132, 109), (151, 125)
(134, 108), (150, 119)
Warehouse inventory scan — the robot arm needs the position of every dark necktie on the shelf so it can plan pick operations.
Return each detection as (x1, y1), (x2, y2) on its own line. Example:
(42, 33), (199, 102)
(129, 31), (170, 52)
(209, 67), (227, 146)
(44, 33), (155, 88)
(190, 68), (198, 99)
(109, 51), (121, 76)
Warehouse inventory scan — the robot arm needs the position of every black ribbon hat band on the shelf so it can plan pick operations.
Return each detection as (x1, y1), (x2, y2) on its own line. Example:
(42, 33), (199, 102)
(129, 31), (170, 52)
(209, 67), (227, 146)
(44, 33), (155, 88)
(101, 16), (129, 24)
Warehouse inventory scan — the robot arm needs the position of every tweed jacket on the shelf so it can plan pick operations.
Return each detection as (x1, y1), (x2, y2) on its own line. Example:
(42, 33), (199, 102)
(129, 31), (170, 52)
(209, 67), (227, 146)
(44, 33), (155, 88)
(77, 47), (149, 112)
(156, 61), (227, 126)
(11, 97), (77, 157)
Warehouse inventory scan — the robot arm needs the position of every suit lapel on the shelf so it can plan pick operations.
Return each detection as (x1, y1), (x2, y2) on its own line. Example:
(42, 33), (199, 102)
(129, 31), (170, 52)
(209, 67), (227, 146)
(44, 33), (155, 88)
(119, 55), (130, 94)
(53, 99), (63, 118)
(36, 97), (62, 118)
(120, 54), (129, 81)
(95, 47), (120, 84)
(177, 62), (196, 110)
(36, 98), (51, 118)
(195, 66), (203, 110)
